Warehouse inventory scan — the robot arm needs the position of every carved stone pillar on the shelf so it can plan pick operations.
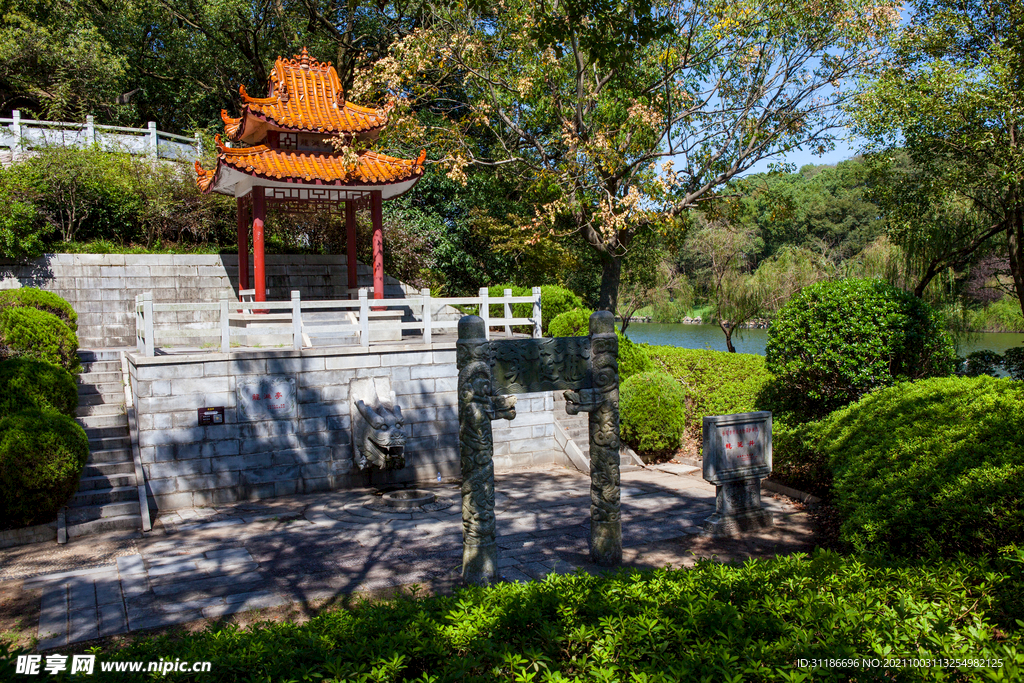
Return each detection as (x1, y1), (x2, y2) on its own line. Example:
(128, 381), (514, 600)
(456, 316), (515, 584)
(585, 311), (622, 565)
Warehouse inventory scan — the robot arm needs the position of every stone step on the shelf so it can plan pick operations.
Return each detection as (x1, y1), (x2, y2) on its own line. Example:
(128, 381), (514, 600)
(77, 413), (127, 430)
(76, 473), (136, 491)
(76, 402), (124, 418)
(84, 425), (129, 440)
(78, 392), (119, 407)
(83, 461), (135, 478)
(78, 349), (124, 363)
(66, 499), (140, 524)
(86, 446), (132, 464)
(77, 382), (124, 398)
(66, 514), (141, 539)
(78, 371), (122, 386)
(70, 486), (138, 507)
(81, 360), (121, 374)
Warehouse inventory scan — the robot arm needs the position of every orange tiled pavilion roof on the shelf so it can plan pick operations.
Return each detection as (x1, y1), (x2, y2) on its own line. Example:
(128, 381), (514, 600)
(222, 47), (390, 145)
(195, 135), (426, 194)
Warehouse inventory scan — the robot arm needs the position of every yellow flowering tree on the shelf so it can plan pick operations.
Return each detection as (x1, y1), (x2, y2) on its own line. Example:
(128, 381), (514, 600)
(359, 0), (898, 311)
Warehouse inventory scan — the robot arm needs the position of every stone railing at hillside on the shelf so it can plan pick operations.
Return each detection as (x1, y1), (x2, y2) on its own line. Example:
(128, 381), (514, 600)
(0, 110), (201, 165)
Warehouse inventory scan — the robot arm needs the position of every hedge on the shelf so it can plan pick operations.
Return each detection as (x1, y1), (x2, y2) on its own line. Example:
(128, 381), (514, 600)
(0, 409), (89, 528)
(0, 358), (78, 418)
(11, 550), (1022, 682)
(648, 345), (771, 446)
(817, 375), (1024, 559)
(0, 306), (80, 371)
(0, 287), (78, 331)
(620, 370), (687, 455)
(548, 307), (593, 337)
(486, 284), (584, 336)
(763, 278), (956, 423)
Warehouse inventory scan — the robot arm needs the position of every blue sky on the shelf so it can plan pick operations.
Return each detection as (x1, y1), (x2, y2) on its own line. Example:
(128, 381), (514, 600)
(738, 134), (865, 176)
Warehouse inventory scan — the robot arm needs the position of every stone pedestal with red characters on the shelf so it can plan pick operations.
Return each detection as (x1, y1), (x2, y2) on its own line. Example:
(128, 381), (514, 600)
(701, 411), (774, 536)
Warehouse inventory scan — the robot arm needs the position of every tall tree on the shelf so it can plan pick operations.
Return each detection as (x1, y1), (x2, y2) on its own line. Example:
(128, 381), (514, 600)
(361, 0), (899, 311)
(853, 0), (1024, 315)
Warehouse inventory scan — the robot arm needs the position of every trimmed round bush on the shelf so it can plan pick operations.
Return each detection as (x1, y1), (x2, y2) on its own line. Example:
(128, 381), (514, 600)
(0, 287), (77, 331)
(539, 285), (584, 335)
(618, 334), (653, 381)
(761, 278), (956, 423)
(0, 409), (89, 528)
(817, 375), (1024, 559)
(0, 358), (78, 418)
(1003, 346), (1024, 380)
(620, 370), (686, 455)
(0, 306), (80, 371)
(549, 307), (593, 337)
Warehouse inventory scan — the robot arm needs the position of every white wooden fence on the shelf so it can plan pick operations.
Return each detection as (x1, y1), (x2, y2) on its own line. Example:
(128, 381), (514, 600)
(0, 110), (201, 162)
(135, 287), (542, 356)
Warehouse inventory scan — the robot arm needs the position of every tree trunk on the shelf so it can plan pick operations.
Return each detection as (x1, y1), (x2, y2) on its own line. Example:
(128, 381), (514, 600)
(720, 320), (736, 353)
(1008, 202), (1024, 320)
(597, 253), (621, 313)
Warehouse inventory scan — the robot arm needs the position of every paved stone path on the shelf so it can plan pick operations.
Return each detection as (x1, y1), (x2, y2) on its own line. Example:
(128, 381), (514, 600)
(3, 465), (814, 650)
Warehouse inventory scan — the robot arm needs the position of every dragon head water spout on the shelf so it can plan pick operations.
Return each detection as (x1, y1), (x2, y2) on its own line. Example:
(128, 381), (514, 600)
(350, 378), (407, 470)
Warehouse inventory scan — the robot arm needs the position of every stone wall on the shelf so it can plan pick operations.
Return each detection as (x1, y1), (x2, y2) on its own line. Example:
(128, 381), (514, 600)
(0, 253), (417, 349)
(128, 343), (562, 511)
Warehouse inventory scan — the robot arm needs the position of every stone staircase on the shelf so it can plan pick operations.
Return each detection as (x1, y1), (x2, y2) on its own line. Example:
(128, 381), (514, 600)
(69, 350), (142, 538)
(552, 391), (641, 475)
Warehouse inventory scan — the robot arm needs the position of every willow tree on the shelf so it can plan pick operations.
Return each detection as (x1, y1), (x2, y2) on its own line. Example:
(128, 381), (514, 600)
(853, 0), (1024, 315)
(358, 0), (898, 311)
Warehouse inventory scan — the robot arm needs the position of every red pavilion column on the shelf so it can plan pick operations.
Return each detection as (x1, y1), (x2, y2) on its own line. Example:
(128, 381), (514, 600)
(236, 197), (250, 296)
(345, 200), (358, 292)
(252, 187), (267, 307)
(371, 191), (384, 302)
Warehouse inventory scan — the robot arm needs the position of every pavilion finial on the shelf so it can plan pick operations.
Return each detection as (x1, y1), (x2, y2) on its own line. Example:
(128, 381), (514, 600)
(299, 46), (310, 68)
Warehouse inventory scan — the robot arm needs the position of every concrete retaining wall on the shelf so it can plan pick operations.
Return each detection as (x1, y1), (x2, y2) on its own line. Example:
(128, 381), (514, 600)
(128, 343), (561, 511)
(0, 253), (416, 348)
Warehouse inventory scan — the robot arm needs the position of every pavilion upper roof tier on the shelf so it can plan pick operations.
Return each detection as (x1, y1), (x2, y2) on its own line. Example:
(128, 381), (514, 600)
(195, 135), (426, 200)
(221, 48), (391, 145)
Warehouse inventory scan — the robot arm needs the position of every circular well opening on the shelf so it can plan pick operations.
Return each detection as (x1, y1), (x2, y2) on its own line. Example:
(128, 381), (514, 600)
(381, 489), (436, 508)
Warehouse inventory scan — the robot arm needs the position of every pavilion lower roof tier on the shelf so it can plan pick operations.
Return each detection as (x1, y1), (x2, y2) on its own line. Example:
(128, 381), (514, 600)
(195, 142), (426, 200)
(221, 49), (390, 145)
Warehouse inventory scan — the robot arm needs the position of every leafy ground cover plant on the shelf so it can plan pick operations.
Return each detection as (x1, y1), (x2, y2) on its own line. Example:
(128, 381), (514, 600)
(0, 287), (78, 331)
(648, 345), (771, 447)
(761, 278), (956, 423)
(0, 307), (80, 371)
(9, 550), (1021, 682)
(818, 376), (1024, 559)
(0, 409), (89, 529)
(0, 358), (78, 418)
(620, 370), (686, 456)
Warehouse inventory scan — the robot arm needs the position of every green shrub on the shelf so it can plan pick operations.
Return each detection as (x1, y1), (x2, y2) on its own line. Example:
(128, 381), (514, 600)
(620, 370), (687, 455)
(0, 409), (89, 528)
(0, 167), (48, 260)
(0, 359), (78, 418)
(958, 349), (1004, 377)
(23, 551), (1023, 682)
(539, 285), (584, 335)
(648, 346), (771, 446)
(820, 375), (1024, 559)
(761, 278), (956, 423)
(0, 307), (80, 371)
(0, 287), (78, 331)
(770, 420), (832, 499)
(1003, 347), (1024, 380)
(618, 333), (653, 381)
(548, 307), (593, 337)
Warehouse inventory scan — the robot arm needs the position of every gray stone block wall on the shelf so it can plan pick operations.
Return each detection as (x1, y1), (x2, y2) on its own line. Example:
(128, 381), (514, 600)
(0, 254), (418, 349)
(128, 343), (559, 511)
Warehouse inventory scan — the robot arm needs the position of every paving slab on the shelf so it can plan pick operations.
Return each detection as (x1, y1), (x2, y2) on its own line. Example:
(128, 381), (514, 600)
(3, 464), (818, 649)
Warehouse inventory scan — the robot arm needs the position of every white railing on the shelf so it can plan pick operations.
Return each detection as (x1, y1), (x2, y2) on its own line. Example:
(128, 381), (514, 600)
(0, 110), (201, 162)
(134, 287), (542, 356)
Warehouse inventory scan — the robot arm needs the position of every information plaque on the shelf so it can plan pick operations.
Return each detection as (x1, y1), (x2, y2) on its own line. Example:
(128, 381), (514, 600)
(237, 376), (297, 421)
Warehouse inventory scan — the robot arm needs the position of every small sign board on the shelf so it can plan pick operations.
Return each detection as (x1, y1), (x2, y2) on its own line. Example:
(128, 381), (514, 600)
(237, 376), (297, 421)
(702, 411), (772, 484)
(197, 406), (225, 426)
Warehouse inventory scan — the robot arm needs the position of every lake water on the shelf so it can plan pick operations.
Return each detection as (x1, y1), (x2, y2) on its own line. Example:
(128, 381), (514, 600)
(624, 323), (1024, 358)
